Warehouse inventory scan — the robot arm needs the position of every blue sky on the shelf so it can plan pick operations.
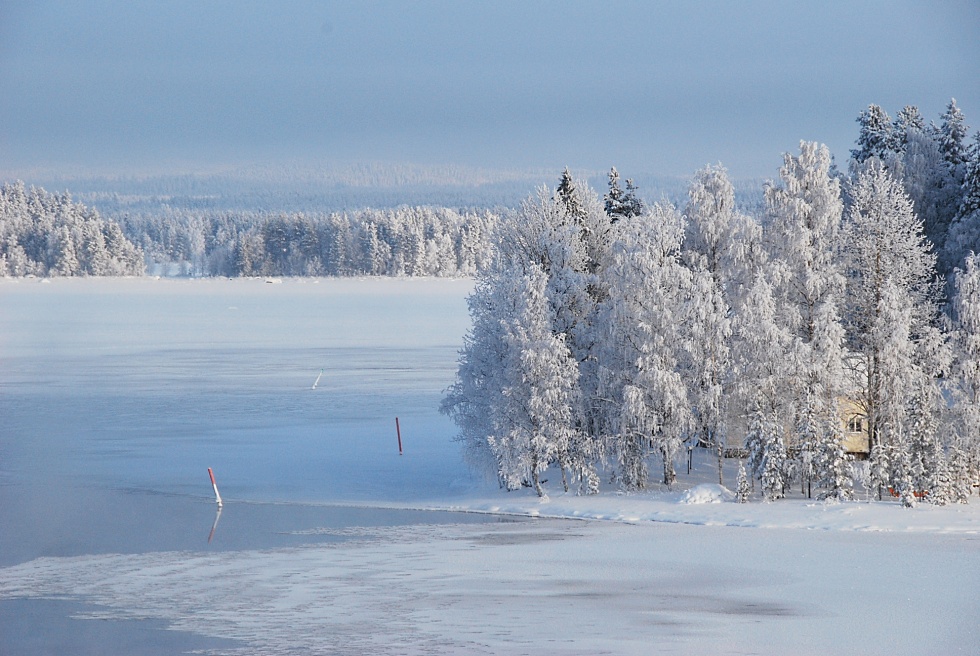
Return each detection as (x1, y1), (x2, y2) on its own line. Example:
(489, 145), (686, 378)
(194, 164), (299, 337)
(1, 1), (978, 179)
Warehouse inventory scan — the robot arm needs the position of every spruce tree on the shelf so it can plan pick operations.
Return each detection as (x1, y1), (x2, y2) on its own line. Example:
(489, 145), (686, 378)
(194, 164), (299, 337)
(736, 461), (751, 503)
(815, 420), (853, 501)
(937, 98), (969, 172)
(851, 104), (894, 164)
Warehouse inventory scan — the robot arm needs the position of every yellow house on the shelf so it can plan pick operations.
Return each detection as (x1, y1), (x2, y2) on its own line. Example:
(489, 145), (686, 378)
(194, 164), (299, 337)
(839, 397), (870, 458)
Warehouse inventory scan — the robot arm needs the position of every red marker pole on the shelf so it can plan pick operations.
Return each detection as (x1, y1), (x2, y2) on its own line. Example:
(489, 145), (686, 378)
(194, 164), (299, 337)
(208, 467), (223, 507)
(395, 417), (403, 455)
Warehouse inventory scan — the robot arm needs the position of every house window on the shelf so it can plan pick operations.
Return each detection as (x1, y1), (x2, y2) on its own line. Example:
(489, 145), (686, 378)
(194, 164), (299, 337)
(847, 415), (865, 433)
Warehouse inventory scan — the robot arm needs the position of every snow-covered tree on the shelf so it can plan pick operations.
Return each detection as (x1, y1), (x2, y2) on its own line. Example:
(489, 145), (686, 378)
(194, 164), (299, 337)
(442, 262), (583, 497)
(765, 142), (848, 488)
(948, 252), (980, 489)
(682, 164), (762, 483)
(732, 271), (792, 498)
(814, 419), (853, 501)
(842, 162), (947, 451)
(742, 394), (788, 501)
(851, 104), (893, 164)
(599, 202), (692, 489)
(556, 167), (584, 221)
(945, 133), (980, 273)
(936, 98), (969, 173)
(735, 461), (751, 503)
(500, 183), (603, 455)
(604, 167), (644, 222)
(898, 127), (961, 271)
(892, 105), (926, 153)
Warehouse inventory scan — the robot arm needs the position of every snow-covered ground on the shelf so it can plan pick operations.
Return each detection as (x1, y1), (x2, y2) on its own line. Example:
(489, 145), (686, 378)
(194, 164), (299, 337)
(1, 277), (978, 655)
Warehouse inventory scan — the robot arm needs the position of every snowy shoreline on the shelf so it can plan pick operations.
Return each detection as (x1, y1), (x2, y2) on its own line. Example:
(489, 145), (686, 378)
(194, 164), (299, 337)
(219, 484), (980, 535)
(430, 493), (980, 534)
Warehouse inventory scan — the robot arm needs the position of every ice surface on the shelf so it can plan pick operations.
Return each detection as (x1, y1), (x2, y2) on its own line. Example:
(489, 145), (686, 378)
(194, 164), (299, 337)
(1, 519), (977, 655)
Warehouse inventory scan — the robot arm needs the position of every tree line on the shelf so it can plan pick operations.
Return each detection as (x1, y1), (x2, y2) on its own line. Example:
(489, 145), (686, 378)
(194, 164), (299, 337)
(0, 181), (143, 277)
(442, 100), (980, 506)
(118, 206), (500, 278)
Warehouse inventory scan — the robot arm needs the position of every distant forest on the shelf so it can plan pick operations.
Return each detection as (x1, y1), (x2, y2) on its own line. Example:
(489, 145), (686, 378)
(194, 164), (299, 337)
(0, 181), (143, 277)
(120, 206), (500, 278)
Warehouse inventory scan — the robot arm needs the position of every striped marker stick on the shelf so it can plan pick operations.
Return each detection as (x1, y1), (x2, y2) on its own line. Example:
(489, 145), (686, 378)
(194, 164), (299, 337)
(208, 467), (223, 507)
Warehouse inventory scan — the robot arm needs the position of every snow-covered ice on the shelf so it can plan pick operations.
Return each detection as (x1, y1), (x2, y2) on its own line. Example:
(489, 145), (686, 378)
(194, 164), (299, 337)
(1, 277), (978, 655)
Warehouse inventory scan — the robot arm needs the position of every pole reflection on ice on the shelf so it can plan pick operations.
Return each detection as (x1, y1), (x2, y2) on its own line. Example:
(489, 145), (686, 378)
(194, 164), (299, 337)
(207, 506), (222, 544)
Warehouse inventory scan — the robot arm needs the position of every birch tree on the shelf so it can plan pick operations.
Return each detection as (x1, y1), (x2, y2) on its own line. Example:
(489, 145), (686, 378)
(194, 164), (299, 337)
(599, 202), (692, 489)
(765, 141), (848, 494)
(842, 162), (949, 500)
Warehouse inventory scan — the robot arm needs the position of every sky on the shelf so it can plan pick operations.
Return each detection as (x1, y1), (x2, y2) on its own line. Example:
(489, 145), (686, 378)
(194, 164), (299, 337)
(1, 1), (978, 180)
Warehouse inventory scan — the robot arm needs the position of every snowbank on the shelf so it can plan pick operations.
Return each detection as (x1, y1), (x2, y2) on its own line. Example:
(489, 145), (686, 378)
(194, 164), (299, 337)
(392, 486), (980, 535)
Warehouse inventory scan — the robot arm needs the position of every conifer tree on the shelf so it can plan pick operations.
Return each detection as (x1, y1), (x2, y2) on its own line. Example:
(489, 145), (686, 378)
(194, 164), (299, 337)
(604, 167), (644, 222)
(851, 104), (894, 164)
(937, 98), (969, 172)
(556, 167), (585, 222)
(735, 461), (751, 503)
(892, 105), (926, 153)
(760, 414), (788, 501)
(944, 133), (980, 271)
(947, 253), (980, 483)
(815, 420), (853, 501)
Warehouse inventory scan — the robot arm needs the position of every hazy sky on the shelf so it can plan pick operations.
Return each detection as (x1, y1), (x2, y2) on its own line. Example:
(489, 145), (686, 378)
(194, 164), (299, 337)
(1, 1), (978, 178)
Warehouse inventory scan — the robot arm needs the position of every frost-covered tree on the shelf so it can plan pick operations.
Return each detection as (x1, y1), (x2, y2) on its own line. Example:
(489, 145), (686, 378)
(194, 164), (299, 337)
(743, 394), (788, 501)
(765, 142), (847, 488)
(945, 133), (980, 273)
(735, 461), (751, 503)
(442, 262), (583, 496)
(682, 164), (762, 483)
(447, 178), (608, 495)
(892, 105), (926, 153)
(898, 127), (961, 271)
(948, 446), (973, 503)
(501, 182), (606, 456)
(732, 272), (792, 498)
(842, 162), (947, 456)
(604, 167), (644, 223)
(441, 275), (507, 480)
(599, 202), (692, 489)
(556, 167), (584, 221)
(906, 380), (950, 504)
(936, 98), (969, 173)
(814, 419), (853, 501)
(948, 253), (980, 486)
(851, 104), (894, 164)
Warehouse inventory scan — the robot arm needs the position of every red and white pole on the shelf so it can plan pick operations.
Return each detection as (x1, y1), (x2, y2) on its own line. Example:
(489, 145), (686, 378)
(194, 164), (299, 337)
(208, 467), (223, 507)
(395, 417), (403, 455)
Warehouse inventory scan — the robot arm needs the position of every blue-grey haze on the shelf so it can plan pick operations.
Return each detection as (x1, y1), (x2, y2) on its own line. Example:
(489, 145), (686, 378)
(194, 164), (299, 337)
(1, 1), (978, 180)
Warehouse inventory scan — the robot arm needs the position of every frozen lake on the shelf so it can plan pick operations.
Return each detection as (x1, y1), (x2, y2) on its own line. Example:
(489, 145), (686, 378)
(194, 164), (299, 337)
(0, 276), (478, 503)
(1, 277), (978, 655)
(0, 276), (499, 653)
